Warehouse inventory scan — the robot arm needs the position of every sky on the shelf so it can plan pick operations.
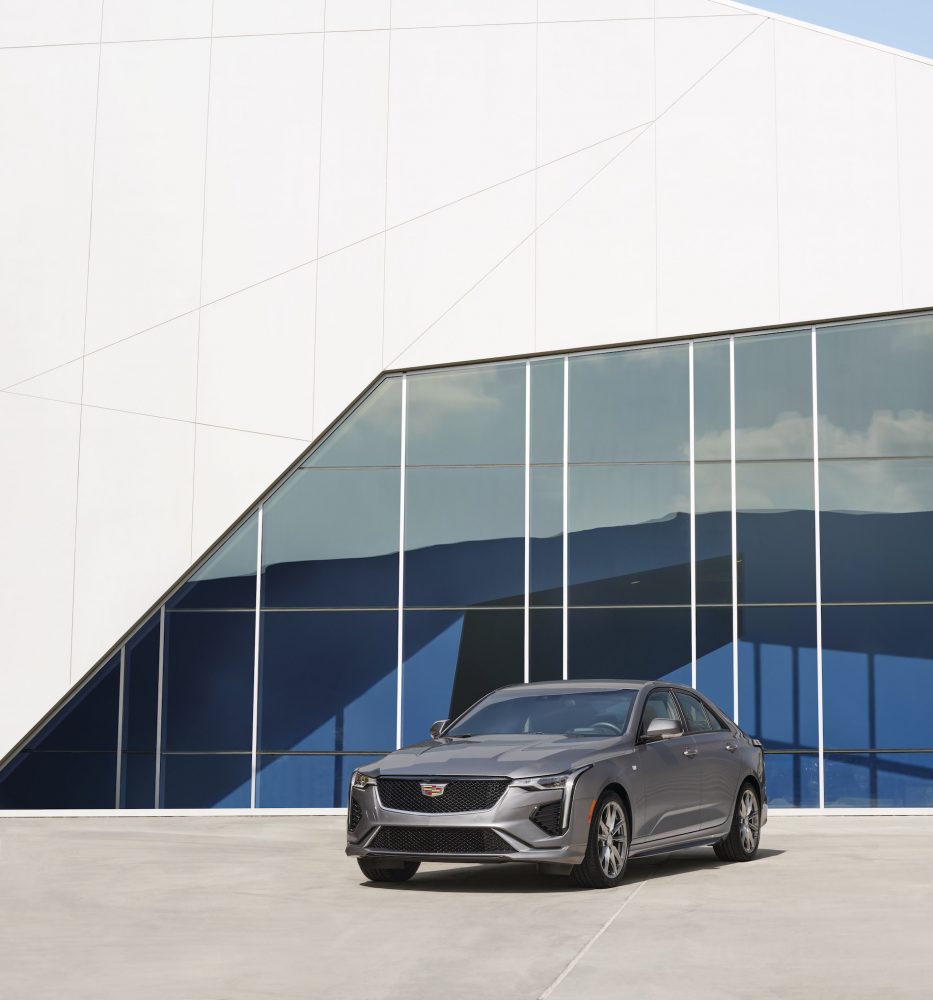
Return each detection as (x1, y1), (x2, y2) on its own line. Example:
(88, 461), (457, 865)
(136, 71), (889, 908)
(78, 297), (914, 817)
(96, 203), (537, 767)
(748, 0), (933, 59)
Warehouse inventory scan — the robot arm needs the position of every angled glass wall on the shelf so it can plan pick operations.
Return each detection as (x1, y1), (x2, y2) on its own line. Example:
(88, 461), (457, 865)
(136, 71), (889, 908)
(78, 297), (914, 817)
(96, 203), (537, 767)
(2, 311), (932, 810)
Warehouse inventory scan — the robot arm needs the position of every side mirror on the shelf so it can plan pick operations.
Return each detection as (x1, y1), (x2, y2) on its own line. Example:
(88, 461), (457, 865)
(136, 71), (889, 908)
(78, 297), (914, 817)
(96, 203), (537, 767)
(645, 717), (684, 742)
(430, 719), (450, 739)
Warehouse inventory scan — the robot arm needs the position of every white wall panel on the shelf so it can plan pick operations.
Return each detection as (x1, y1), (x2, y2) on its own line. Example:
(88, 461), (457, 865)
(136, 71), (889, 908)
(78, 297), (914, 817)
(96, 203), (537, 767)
(386, 23), (535, 225)
(657, 20), (779, 338)
(656, 0), (746, 16)
(212, 0), (324, 36)
(198, 268), (317, 440)
(775, 22), (902, 322)
(318, 30), (390, 256)
(201, 34), (323, 304)
(0, 46), (98, 387)
(102, 0), (213, 41)
(0, 394), (79, 759)
(84, 40), (210, 353)
(11, 361), (84, 406)
(71, 408), (195, 679)
(391, 1), (534, 28)
(538, 0), (651, 21)
(325, 0), (390, 32)
(896, 58), (933, 310)
(0, 0), (100, 47)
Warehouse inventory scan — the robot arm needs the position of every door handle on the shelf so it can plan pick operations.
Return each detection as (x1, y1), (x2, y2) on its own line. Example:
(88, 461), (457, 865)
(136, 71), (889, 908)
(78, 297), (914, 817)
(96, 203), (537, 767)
(683, 748), (698, 757)
(725, 743), (738, 753)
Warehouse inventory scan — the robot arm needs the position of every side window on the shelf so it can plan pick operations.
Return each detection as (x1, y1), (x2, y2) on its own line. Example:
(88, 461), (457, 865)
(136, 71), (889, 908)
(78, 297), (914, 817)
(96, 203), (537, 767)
(640, 689), (682, 737)
(674, 691), (725, 734)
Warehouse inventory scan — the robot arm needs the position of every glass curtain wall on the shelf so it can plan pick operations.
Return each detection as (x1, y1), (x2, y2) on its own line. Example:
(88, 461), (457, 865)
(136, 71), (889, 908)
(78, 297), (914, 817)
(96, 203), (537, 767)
(2, 314), (932, 810)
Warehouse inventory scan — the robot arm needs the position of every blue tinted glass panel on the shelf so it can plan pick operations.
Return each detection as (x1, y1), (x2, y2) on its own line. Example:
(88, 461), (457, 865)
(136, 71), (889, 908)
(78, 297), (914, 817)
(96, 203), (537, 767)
(0, 752), (116, 809)
(406, 364), (525, 466)
(303, 377), (401, 468)
(822, 605), (933, 751)
(404, 467), (524, 608)
(825, 753), (933, 808)
(530, 465), (562, 606)
(568, 608), (691, 684)
(161, 612), (254, 752)
(120, 753), (155, 809)
(764, 754), (819, 808)
(169, 515), (257, 610)
(531, 357), (563, 465)
(569, 464), (690, 606)
(737, 606), (818, 750)
(736, 461), (815, 604)
(817, 316), (933, 459)
(695, 462), (732, 606)
(530, 609), (563, 683)
(694, 339), (730, 462)
(569, 345), (689, 462)
(262, 469), (400, 609)
(402, 610), (523, 746)
(734, 329), (812, 460)
(820, 459), (933, 603)
(256, 754), (381, 808)
(27, 654), (120, 751)
(259, 611), (396, 753)
(696, 607), (734, 719)
(159, 754), (251, 809)
(122, 613), (160, 753)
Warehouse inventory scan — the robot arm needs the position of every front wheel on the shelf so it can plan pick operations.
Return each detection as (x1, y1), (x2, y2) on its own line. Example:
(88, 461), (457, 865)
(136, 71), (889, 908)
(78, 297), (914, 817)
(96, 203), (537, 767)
(713, 783), (761, 862)
(571, 791), (629, 889)
(357, 858), (420, 883)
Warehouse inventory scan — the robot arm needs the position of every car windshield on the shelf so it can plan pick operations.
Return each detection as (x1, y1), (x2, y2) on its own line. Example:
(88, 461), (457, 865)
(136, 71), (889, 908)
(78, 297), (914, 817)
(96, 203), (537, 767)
(445, 689), (637, 738)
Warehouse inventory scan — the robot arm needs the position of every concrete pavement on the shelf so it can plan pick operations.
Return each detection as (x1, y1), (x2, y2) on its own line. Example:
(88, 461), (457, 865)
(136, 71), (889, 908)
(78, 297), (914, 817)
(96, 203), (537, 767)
(0, 816), (931, 999)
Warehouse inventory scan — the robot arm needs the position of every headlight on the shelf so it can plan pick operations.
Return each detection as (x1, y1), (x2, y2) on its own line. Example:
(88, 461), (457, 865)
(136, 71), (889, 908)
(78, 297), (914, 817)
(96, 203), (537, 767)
(512, 766), (592, 832)
(350, 770), (377, 791)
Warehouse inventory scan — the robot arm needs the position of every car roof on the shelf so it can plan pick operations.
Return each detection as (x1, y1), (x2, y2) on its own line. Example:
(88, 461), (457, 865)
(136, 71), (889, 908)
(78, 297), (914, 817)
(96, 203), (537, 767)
(495, 679), (652, 694)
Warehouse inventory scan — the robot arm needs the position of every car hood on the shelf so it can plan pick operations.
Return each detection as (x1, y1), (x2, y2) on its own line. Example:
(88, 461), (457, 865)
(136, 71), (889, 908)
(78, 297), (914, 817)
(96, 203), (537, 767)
(368, 733), (632, 780)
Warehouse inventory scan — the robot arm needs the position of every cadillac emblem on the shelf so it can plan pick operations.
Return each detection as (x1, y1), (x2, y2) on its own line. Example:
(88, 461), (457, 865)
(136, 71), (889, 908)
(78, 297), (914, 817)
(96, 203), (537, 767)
(420, 782), (447, 798)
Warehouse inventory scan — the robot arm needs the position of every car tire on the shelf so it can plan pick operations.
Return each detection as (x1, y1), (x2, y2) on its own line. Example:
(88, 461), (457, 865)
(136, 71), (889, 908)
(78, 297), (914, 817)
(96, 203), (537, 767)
(713, 782), (761, 863)
(357, 859), (420, 883)
(571, 791), (630, 889)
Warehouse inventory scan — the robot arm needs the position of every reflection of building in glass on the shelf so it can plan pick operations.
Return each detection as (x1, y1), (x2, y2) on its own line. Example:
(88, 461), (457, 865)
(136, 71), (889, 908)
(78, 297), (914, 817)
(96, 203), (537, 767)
(3, 314), (932, 811)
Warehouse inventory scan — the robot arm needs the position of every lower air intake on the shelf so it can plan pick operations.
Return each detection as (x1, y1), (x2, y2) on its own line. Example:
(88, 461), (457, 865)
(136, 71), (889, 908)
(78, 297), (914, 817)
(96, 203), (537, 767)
(369, 826), (512, 855)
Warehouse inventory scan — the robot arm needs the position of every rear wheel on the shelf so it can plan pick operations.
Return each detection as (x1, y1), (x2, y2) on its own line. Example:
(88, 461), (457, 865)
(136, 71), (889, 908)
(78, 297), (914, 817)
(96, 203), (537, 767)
(571, 791), (629, 889)
(357, 859), (420, 883)
(713, 783), (761, 862)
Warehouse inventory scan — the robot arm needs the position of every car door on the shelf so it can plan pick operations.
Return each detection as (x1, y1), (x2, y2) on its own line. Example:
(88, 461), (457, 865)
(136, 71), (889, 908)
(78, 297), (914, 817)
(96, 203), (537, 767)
(674, 690), (744, 831)
(633, 688), (700, 843)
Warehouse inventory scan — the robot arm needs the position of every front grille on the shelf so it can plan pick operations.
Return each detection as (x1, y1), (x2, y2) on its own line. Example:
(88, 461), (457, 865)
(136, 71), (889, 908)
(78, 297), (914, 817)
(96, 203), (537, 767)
(348, 798), (362, 832)
(531, 801), (563, 837)
(369, 826), (512, 855)
(377, 777), (510, 814)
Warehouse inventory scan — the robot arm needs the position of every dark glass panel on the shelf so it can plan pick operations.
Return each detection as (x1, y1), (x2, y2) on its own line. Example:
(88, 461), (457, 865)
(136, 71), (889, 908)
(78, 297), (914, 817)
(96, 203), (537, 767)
(119, 753), (155, 809)
(401, 610), (523, 746)
(694, 462), (732, 606)
(302, 377), (401, 468)
(122, 612), (160, 753)
(820, 459), (933, 603)
(161, 612), (254, 752)
(764, 753), (820, 808)
(530, 357), (563, 465)
(737, 606), (818, 750)
(256, 754), (381, 808)
(568, 464), (690, 606)
(404, 467), (524, 608)
(817, 315), (933, 459)
(696, 606), (734, 719)
(168, 514), (257, 610)
(0, 752), (116, 809)
(406, 363), (525, 466)
(258, 611), (396, 753)
(159, 754), (251, 809)
(262, 468), (400, 609)
(26, 654), (120, 752)
(822, 605), (933, 751)
(568, 608), (691, 685)
(736, 461), (815, 604)
(734, 329), (812, 460)
(529, 609), (563, 683)
(694, 338), (731, 462)
(569, 344), (689, 462)
(825, 753), (933, 808)
(530, 465), (562, 606)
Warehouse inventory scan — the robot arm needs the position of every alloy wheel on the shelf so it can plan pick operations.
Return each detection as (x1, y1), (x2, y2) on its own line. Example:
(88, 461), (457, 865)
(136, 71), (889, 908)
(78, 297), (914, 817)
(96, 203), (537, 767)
(596, 800), (627, 878)
(738, 788), (760, 854)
